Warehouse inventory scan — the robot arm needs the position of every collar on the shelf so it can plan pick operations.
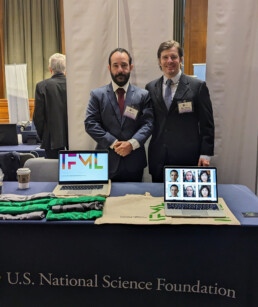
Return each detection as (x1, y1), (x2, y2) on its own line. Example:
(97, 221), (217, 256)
(112, 80), (130, 93)
(51, 73), (65, 78)
(163, 70), (182, 85)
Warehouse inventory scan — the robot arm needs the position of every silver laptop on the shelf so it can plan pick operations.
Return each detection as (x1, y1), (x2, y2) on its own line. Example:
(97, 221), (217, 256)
(53, 150), (111, 197)
(164, 166), (225, 217)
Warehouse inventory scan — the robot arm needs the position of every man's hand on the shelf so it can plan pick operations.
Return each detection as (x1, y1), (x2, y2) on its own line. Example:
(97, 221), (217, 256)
(198, 158), (210, 166)
(114, 141), (133, 157)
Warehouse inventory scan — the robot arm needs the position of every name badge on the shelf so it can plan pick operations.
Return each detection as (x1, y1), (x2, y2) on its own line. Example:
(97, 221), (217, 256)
(178, 101), (193, 114)
(124, 106), (139, 120)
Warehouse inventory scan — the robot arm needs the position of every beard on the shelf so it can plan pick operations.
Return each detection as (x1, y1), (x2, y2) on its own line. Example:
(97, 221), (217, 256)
(110, 71), (130, 87)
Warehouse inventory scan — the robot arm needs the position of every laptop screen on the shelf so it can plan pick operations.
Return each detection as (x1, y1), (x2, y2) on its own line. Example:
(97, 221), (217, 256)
(164, 166), (218, 203)
(0, 124), (18, 145)
(58, 150), (109, 184)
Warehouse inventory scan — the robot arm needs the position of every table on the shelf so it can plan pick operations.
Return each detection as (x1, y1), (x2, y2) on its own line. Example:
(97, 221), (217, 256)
(0, 182), (258, 307)
(0, 144), (45, 157)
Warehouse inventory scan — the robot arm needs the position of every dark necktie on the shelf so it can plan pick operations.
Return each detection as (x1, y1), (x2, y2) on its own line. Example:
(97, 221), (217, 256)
(116, 88), (125, 115)
(164, 79), (173, 110)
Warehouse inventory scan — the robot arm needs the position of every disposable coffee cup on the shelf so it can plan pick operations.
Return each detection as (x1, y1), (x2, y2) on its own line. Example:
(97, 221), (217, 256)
(17, 168), (31, 189)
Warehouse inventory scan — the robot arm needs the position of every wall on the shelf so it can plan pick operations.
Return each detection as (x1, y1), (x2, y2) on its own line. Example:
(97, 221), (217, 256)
(206, 0), (258, 193)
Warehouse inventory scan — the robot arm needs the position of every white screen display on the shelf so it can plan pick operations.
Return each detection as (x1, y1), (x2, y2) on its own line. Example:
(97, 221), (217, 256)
(59, 152), (108, 183)
(164, 167), (218, 202)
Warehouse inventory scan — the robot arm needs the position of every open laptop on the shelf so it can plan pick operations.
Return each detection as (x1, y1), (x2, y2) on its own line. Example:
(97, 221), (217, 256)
(164, 166), (225, 217)
(53, 150), (111, 197)
(0, 124), (18, 145)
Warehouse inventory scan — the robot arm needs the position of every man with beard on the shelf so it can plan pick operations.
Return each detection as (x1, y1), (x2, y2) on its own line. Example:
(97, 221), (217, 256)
(85, 48), (153, 181)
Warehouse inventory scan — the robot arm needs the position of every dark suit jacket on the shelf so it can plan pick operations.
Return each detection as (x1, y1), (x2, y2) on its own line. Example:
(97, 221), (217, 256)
(33, 73), (68, 150)
(146, 74), (214, 179)
(84, 83), (153, 177)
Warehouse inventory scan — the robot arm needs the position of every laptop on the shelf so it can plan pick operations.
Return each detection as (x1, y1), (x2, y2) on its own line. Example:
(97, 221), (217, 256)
(53, 150), (111, 197)
(0, 124), (18, 145)
(164, 166), (225, 217)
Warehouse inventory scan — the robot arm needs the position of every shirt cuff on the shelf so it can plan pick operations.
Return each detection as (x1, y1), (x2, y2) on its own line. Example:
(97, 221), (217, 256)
(200, 155), (211, 161)
(110, 139), (118, 149)
(128, 139), (140, 150)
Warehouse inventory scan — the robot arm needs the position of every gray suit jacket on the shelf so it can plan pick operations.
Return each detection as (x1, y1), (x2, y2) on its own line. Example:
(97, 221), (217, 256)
(146, 74), (214, 179)
(85, 83), (153, 177)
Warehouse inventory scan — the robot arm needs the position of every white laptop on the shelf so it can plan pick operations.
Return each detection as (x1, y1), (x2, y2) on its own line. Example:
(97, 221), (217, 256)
(53, 150), (111, 197)
(164, 166), (225, 217)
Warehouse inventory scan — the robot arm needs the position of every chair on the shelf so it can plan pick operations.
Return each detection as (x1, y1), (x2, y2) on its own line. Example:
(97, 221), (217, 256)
(24, 158), (58, 182)
(0, 151), (20, 181)
(20, 152), (36, 167)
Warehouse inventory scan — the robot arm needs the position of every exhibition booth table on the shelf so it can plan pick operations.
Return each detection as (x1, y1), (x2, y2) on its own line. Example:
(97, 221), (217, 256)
(0, 144), (45, 157)
(0, 182), (258, 307)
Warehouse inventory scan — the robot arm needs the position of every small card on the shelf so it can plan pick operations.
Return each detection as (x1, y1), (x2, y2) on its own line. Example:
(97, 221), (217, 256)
(124, 106), (138, 120)
(178, 101), (193, 114)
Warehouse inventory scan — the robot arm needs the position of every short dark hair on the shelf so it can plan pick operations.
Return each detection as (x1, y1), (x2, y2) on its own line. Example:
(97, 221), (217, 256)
(157, 40), (183, 59)
(170, 170), (178, 175)
(171, 184), (178, 190)
(108, 48), (132, 66)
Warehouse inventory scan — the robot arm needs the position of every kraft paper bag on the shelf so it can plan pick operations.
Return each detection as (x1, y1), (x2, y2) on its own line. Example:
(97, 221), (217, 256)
(95, 193), (240, 226)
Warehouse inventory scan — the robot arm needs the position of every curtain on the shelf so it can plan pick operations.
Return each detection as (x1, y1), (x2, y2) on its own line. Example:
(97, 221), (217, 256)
(206, 0), (258, 193)
(64, 0), (174, 151)
(64, 0), (174, 181)
(4, 0), (61, 98)
(5, 64), (30, 122)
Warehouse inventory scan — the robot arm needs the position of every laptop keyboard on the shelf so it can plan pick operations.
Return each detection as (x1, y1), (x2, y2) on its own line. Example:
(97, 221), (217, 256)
(60, 185), (104, 191)
(167, 203), (219, 210)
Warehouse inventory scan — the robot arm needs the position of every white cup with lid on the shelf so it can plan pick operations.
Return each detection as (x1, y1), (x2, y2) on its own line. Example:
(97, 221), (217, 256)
(17, 168), (31, 189)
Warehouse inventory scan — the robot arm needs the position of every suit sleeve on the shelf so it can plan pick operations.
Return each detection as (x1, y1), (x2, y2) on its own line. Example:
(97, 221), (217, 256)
(84, 91), (117, 148)
(33, 83), (45, 140)
(198, 82), (215, 156)
(130, 90), (154, 145)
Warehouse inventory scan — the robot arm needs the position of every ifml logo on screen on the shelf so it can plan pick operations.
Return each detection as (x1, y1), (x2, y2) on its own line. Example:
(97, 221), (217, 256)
(62, 153), (104, 170)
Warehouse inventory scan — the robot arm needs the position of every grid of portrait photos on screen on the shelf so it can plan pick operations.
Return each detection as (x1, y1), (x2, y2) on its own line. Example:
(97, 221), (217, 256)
(165, 168), (217, 202)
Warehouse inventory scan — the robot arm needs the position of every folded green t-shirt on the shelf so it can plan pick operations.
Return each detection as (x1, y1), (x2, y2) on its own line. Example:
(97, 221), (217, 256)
(46, 210), (103, 221)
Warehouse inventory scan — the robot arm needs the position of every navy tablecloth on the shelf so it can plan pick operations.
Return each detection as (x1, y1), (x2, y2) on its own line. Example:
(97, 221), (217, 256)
(1, 182), (258, 225)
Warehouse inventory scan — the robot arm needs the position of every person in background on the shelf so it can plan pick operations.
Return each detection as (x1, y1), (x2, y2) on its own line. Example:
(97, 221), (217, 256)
(33, 53), (68, 159)
(85, 48), (153, 182)
(146, 40), (214, 182)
